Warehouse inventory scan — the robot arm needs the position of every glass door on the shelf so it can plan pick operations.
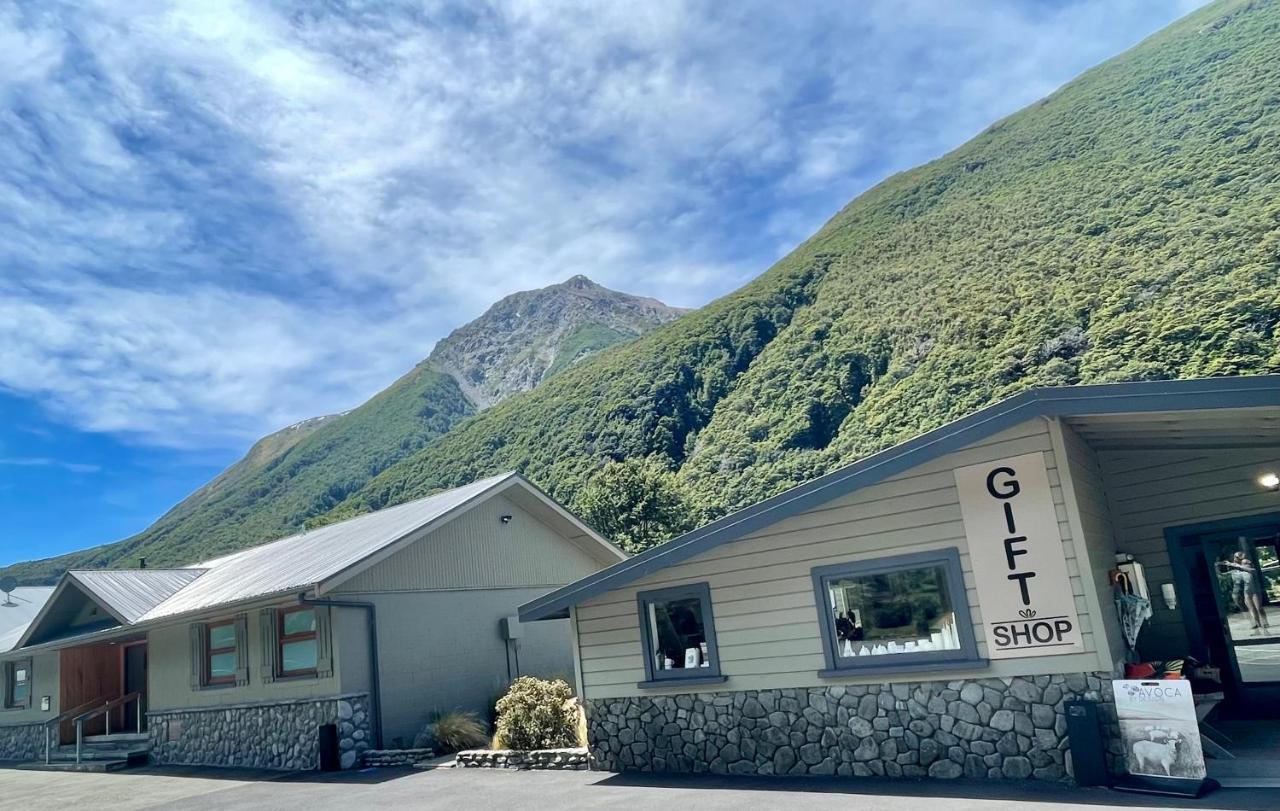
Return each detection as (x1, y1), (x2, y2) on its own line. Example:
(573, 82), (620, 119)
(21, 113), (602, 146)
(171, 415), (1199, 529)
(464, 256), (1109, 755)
(1201, 529), (1280, 686)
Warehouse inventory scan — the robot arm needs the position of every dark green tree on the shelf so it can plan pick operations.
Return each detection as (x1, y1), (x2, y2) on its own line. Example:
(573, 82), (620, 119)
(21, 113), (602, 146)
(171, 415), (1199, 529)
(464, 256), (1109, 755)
(571, 458), (695, 553)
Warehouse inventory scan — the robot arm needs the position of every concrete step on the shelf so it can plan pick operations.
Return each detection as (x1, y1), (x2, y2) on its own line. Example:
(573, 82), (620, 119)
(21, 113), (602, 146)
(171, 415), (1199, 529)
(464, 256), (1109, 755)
(83, 732), (149, 745)
(16, 759), (133, 773)
(46, 747), (150, 765)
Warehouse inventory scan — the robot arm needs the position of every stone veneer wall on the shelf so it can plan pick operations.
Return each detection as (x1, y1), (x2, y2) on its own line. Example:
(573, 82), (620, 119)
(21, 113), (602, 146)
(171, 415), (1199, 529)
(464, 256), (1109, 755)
(455, 747), (590, 770)
(585, 673), (1121, 781)
(0, 722), (46, 762)
(149, 693), (372, 770)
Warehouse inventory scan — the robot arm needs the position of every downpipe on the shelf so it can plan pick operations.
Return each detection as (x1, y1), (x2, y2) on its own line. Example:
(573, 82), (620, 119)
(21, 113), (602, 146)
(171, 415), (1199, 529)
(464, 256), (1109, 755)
(300, 595), (383, 749)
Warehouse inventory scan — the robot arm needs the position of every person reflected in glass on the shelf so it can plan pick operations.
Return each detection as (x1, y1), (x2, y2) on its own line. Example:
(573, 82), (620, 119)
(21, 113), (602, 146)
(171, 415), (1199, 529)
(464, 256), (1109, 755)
(1223, 551), (1270, 633)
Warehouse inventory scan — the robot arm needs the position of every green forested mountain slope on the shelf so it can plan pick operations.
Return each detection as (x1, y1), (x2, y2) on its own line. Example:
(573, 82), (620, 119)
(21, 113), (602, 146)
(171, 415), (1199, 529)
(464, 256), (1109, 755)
(8, 0), (1279, 583)
(3, 366), (475, 580)
(338, 0), (1278, 522)
(3, 277), (682, 583)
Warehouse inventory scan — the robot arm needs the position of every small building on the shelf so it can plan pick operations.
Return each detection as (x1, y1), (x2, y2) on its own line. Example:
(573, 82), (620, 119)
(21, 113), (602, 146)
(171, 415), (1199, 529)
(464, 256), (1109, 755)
(521, 375), (1280, 783)
(0, 472), (625, 769)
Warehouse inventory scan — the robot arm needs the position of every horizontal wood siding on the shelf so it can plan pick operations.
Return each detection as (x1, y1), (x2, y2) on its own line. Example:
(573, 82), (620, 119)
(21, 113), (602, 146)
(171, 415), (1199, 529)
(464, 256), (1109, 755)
(334, 494), (606, 593)
(1055, 422), (1125, 669)
(1097, 446), (1280, 659)
(577, 419), (1109, 699)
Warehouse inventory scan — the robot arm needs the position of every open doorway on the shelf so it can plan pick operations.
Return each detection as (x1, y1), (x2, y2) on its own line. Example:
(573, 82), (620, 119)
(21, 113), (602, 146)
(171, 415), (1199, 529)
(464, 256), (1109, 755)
(1170, 514), (1280, 715)
(121, 641), (147, 733)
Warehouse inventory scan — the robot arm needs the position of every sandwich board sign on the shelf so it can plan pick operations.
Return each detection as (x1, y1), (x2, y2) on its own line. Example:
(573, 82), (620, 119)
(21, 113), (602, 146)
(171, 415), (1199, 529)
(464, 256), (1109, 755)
(955, 452), (1084, 659)
(1112, 680), (1206, 782)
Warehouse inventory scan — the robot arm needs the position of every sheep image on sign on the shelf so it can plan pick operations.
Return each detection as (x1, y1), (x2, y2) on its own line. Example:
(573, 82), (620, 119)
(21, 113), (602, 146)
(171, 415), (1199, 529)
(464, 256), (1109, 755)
(954, 452), (1084, 659)
(1112, 680), (1206, 780)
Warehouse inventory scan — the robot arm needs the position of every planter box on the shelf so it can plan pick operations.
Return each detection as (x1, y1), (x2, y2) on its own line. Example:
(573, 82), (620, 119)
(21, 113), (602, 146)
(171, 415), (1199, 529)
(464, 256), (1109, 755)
(455, 747), (588, 770)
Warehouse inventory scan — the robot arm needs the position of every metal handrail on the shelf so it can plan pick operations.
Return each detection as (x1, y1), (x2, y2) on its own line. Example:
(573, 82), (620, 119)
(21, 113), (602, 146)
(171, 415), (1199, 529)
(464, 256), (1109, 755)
(72, 691), (142, 764)
(43, 697), (102, 764)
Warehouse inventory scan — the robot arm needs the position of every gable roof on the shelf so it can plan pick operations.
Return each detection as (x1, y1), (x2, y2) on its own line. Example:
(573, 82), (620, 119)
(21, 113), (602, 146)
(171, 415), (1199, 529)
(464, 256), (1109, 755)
(71, 569), (206, 624)
(520, 374), (1280, 621)
(14, 472), (622, 651)
(0, 587), (54, 652)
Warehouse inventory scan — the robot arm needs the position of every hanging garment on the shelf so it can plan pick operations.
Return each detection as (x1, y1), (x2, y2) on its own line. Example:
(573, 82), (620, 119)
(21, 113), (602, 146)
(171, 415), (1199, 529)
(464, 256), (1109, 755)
(1115, 591), (1153, 652)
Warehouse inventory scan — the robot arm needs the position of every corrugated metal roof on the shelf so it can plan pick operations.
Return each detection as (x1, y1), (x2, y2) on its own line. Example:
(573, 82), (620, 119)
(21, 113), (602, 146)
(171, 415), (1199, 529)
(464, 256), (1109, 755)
(69, 569), (206, 624)
(139, 472), (517, 622)
(0, 587), (54, 652)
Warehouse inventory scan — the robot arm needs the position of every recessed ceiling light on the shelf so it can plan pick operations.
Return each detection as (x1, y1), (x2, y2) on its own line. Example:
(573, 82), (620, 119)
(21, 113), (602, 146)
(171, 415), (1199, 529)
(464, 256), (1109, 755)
(1260, 472), (1280, 490)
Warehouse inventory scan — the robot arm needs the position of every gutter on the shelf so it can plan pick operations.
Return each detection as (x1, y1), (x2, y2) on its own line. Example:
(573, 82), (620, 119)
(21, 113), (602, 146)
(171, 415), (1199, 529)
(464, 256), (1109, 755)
(300, 595), (383, 749)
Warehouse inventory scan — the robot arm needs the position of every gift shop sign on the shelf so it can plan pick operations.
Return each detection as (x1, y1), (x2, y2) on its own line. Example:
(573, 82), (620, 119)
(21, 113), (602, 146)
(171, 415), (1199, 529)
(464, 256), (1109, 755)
(955, 452), (1084, 659)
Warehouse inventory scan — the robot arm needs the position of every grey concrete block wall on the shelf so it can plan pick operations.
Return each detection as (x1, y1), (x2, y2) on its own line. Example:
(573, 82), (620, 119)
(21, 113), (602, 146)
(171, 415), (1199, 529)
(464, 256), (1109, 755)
(585, 673), (1121, 781)
(148, 693), (371, 770)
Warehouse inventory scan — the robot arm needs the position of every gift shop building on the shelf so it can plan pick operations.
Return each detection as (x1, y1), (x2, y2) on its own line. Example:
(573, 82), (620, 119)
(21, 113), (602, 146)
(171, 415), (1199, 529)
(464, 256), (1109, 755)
(522, 375), (1280, 784)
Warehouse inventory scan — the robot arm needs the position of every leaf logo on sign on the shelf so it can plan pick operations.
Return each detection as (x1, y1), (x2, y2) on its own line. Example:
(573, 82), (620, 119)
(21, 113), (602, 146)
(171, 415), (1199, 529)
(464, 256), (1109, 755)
(1018, 608), (1037, 619)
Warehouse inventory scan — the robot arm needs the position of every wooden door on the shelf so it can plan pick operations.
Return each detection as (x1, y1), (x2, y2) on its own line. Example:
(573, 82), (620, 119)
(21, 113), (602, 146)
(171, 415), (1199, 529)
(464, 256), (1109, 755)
(59, 645), (120, 742)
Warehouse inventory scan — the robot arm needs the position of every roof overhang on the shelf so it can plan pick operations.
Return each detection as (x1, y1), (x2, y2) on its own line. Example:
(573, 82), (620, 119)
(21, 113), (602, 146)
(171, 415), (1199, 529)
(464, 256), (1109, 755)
(519, 374), (1280, 621)
(13, 575), (130, 650)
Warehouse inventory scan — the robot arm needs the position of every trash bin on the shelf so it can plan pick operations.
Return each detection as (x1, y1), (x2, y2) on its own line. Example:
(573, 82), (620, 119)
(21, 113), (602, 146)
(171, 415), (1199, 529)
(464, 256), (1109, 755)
(1064, 699), (1108, 786)
(318, 723), (340, 771)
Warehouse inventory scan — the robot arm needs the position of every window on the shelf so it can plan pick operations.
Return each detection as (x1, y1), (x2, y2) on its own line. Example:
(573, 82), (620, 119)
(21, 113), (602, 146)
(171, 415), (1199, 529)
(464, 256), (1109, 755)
(636, 583), (724, 686)
(5, 659), (32, 709)
(191, 615), (247, 689)
(811, 548), (981, 676)
(277, 607), (318, 677)
(205, 621), (238, 685)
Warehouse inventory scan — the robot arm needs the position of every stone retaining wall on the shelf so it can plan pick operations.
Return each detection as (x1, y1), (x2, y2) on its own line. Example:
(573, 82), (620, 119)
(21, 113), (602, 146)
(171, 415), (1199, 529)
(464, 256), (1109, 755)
(362, 747), (436, 767)
(0, 722), (45, 762)
(585, 673), (1121, 781)
(148, 693), (371, 770)
(455, 747), (589, 770)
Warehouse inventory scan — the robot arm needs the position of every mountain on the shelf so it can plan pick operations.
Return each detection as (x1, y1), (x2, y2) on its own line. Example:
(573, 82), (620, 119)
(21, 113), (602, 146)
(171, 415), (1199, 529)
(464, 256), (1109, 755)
(328, 0), (1279, 520)
(429, 275), (689, 408)
(9, 0), (1280, 582)
(4, 277), (684, 581)
(174, 413), (345, 513)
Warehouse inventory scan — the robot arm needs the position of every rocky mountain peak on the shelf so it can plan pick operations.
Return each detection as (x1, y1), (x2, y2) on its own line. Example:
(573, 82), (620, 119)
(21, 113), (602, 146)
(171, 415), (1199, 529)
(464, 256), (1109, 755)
(428, 276), (687, 409)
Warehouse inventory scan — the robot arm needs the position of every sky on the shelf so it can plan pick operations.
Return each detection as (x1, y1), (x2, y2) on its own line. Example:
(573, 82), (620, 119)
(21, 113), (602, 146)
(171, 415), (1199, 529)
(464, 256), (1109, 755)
(0, 0), (1206, 565)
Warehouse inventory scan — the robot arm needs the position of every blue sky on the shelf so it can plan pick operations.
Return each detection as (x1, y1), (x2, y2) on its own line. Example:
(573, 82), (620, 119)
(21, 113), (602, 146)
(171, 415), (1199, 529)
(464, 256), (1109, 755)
(0, 0), (1205, 566)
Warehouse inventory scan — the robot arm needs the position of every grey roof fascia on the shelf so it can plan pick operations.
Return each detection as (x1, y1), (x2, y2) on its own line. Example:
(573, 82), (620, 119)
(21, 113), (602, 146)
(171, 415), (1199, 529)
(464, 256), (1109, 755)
(519, 375), (1280, 621)
(8, 586), (318, 655)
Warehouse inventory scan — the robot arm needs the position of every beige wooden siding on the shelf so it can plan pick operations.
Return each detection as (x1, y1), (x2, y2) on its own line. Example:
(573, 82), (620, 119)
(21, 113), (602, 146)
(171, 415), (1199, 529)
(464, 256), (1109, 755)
(577, 418), (1110, 699)
(1097, 446), (1279, 659)
(1053, 421), (1125, 668)
(147, 606), (341, 711)
(332, 587), (576, 746)
(333, 494), (606, 593)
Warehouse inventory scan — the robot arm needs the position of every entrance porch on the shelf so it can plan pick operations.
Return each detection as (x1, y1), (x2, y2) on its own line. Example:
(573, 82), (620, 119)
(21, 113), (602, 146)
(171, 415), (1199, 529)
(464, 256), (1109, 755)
(56, 640), (148, 744)
(1062, 405), (1280, 786)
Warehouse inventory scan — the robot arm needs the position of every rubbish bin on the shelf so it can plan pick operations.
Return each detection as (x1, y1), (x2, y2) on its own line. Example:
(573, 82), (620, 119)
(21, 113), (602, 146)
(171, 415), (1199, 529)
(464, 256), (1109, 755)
(1064, 699), (1108, 786)
(318, 723), (340, 771)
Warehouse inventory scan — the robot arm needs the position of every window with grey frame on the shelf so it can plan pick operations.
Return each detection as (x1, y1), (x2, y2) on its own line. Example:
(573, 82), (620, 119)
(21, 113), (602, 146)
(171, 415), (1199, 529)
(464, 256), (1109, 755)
(636, 583), (725, 686)
(4, 659), (32, 709)
(811, 548), (983, 676)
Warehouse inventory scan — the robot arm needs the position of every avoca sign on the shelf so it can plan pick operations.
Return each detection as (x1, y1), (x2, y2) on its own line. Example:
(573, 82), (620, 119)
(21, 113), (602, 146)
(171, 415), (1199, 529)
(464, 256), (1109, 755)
(955, 452), (1084, 659)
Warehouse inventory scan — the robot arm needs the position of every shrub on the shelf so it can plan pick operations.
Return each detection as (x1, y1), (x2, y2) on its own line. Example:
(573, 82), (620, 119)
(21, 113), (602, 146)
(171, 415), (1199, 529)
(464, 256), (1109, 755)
(413, 710), (489, 754)
(493, 676), (579, 751)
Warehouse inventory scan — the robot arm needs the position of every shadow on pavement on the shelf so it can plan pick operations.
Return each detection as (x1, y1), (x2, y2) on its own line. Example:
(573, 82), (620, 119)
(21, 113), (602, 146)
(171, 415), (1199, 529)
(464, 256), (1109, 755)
(595, 772), (1277, 810)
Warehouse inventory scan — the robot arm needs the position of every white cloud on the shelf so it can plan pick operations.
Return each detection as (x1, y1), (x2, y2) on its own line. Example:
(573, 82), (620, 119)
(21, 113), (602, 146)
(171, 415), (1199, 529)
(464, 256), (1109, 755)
(0, 0), (1207, 448)
(0, 457), (100, 474)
